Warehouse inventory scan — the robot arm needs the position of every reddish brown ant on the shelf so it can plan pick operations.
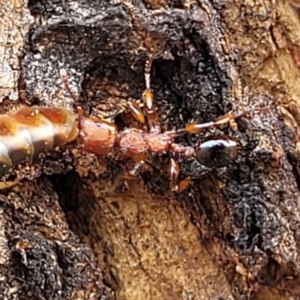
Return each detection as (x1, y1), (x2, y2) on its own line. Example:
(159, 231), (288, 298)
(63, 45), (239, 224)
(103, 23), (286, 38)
(66, 57), (244, 192)
(0, 58), (247, 191)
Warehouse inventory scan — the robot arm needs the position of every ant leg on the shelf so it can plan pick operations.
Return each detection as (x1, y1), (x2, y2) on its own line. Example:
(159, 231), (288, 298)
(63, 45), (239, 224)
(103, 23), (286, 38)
(127, 100), (146, 125)
(179, 110), (250, 134)
(128, 161), (144, 176)
(168, 157), (192, 192)
(168, 158), (180, 191)
(128, 153), (147, 176)
(168, 144), (197, 192)
(181, 106), (269, 135)
(142, 55), (161, 133)
(177, 177), (192, 192)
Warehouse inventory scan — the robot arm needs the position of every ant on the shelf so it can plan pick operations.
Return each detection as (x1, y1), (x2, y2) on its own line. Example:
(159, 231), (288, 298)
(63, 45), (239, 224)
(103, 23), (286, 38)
(62, 56), (244, 192)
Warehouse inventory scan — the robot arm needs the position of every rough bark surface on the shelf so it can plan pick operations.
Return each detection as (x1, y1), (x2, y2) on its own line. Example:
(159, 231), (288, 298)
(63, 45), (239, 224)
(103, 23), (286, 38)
(1, 0), (300, 299)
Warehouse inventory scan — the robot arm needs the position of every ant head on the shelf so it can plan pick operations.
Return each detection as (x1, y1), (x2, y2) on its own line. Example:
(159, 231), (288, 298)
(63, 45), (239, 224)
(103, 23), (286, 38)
(195, 135), (240, 169)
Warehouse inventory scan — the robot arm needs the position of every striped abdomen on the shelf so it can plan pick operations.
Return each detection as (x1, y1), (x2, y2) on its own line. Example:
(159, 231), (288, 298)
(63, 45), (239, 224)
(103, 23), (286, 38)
(0, 107), (78, 176)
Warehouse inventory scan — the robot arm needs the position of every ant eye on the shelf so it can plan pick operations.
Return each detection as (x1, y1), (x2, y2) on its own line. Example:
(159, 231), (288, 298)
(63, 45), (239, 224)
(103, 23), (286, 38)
(195, 136), (239, 168)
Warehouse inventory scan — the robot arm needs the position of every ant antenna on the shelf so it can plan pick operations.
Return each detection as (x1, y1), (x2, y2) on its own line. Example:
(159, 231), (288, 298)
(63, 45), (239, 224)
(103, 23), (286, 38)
(59, 68), (84, 126)
(59, 69), (78, 108)
(144, 55), (153, 90)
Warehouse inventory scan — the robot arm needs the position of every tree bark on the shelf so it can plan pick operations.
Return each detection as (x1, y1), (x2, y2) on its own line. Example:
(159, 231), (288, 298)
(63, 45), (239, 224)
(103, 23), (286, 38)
(0, 0), (300, 299)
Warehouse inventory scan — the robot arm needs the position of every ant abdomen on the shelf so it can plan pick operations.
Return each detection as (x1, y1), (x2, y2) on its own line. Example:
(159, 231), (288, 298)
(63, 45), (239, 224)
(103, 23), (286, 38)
(195, 136), (239, 169)
(0, 107), (78, 176)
